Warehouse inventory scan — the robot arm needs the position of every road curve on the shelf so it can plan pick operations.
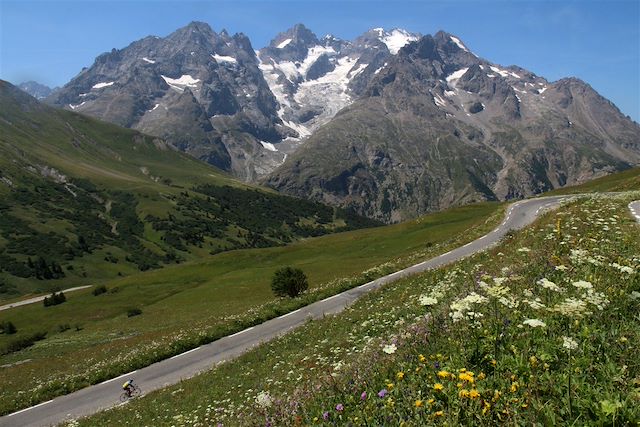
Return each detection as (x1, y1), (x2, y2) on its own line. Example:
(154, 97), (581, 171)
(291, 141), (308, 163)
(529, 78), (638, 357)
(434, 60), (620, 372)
(629, 200), (640, 222)
(1, 196), (574, 426)
(0, 286), (93, 312)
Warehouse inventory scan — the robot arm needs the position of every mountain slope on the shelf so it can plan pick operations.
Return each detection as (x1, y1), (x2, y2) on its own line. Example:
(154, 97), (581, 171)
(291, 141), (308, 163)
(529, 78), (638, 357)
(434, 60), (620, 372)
(0, 80), (378, 297)
(265, 31), (640, 222)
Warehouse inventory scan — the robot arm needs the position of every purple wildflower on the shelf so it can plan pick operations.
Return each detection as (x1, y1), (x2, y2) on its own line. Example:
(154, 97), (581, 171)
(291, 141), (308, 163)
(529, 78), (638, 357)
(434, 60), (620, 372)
(360, 391), (367, 401)
(378, 388), (388, 398)
(323, 411), (329, 420)
(336, 403), (344, 412)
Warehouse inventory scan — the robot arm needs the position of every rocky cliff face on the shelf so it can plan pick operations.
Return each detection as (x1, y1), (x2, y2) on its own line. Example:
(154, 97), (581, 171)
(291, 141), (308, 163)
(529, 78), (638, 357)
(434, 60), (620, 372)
(46, 22), (639, 222)
(47, 22), (290, 180)
(265, 31), (640, 222)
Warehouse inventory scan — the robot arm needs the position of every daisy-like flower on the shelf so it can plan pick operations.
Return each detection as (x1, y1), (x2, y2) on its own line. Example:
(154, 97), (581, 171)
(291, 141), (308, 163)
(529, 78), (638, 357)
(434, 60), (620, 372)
(572, 280), (593, 290)
(469, 389), (480, 399)
(555, 265), (568, 271)
(522, 319), (546, 328)
(415, 400), (423, 408)
(562, 336), (578, 350)
(434, 383), (444, 392)
(382, 343), (397, 354)
(437, 370), (450, 379)
(419, 295), (438, 306)
(255, 391), (272, 408)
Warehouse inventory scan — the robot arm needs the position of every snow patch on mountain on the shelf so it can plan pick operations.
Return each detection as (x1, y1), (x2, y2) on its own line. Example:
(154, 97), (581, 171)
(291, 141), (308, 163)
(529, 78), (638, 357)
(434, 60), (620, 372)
(92, 82), (114, 89)
(449, 36), (468, 52)
(379, 29), (418, 54)
(161, 74), (200, 91)
(142, 57), (155, 64)
(446, 68), (469, 83)
(277, 38), (292, 49)
(490, 66), (520, 79)
(259, 141), (278, 151)
(212, 54), (237, 64)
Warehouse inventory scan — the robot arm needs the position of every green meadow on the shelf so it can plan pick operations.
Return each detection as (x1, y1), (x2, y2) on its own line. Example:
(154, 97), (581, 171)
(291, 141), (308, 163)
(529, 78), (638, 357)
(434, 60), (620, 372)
(71, 192), (640, 426)
(0, 200), (502, 415)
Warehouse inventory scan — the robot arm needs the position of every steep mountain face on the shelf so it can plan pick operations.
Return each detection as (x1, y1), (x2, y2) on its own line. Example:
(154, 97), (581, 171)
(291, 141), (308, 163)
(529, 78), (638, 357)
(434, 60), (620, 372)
(47, 22), (289, 180)
(17, 81), (56, 99)
(256, 25), (419, 155)
(265, 31), (640, 222)
(47, 22), (419, 179)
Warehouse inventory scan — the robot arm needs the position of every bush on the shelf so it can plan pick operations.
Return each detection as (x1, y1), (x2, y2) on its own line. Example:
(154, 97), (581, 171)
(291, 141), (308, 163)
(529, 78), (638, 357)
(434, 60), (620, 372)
(43, 291), (66, 307)
(271, 266), (309, 298)
(92, 285), (107, 296)
(1, 331), (47, 355)
(127, 308), (142, 317)
(0, 321), (17, 334)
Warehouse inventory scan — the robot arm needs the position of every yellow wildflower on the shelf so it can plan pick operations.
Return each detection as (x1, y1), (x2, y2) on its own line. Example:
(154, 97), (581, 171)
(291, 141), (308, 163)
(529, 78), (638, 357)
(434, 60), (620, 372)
(459, 389), (470, 398)
(415, 400), (423, 408)
(427, 398), (435, 405)
(415, 366), (421, 373)
(434, 383), (444, 392)
(387, 382), (394, 390)
(459, 368), (467, 373)
(493, 390), (501, 402)
(397, 371), (405, 380)
(529, 355), (538, 368)
(435, 411), (444, 417)
(437, 370), (450, 379)
(418, 354), (426, 363)
(510, 382), (519, 393)
(490, 359), (497, 367)
(469, 389), (480, 399)
(459, 372), (475, 383)
(478, 372), (486, 380)
(482, 402), (491, 415)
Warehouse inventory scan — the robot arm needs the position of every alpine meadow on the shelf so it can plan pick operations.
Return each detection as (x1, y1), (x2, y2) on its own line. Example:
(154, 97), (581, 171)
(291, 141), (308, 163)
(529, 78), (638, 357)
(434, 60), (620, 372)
(1, 2), (639, 426)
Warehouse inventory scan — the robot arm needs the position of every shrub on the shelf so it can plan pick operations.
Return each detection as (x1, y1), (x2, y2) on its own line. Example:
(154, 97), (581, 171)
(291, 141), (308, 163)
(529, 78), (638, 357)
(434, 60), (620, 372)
(127, 308), (142, 317)
(271, 266), (309, 298)
(0, 321), (17, 335)
(92, 285), (107, 296)
(43, 291), (66, 307)
(1, 331), (47, 355)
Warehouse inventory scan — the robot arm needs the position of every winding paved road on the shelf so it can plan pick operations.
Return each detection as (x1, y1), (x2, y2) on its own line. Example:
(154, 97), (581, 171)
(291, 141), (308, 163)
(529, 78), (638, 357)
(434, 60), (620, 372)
(4, 195), (629, 427)
(0, 286), (92, 312)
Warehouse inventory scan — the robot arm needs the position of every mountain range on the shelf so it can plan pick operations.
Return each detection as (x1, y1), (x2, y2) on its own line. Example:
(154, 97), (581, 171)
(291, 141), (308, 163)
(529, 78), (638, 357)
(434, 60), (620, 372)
(36, 21), (640, 222)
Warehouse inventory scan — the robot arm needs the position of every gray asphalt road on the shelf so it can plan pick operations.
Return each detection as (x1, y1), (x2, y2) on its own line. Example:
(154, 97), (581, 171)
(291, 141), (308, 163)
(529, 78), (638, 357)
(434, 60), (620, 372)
(0, 286), (93, 312)
(0, 195), (577, 426)
(630, 200), (640, 222)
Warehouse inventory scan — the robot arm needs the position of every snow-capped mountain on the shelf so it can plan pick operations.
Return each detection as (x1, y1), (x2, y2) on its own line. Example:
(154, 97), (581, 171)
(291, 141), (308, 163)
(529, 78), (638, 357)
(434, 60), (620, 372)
(45, 22), (639, 221)
(18, 81), (56, 99)
(265, 31), (640, 222)
(256, 24), (420, 154)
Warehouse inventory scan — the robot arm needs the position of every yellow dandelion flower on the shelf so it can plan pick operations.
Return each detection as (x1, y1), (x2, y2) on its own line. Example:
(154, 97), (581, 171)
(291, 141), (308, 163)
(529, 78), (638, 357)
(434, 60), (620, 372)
(469, 389), (480, 399)
(459, 372), (475, 383)
(437, 370), (450, 379)
(434, 383), (444, 392)
(459, 368), (467, 373)
(415, 400), (423, 408)
(521, 403), (528, 409)
(387, 382), (394, 390)
(459, 389), (470, 398)
(510, 382), (519, 393)
(397, 371), (405, 380)
(435, 411), (444, 417)
(493, 390), (501, 402)
(490, 359), (497, 367)
(415, 366), (421, 373)
(482, 402), (491, 415)
(478, 372), (486, 380)
(418, 354), (426, 363)
(427, 398), (435, 405)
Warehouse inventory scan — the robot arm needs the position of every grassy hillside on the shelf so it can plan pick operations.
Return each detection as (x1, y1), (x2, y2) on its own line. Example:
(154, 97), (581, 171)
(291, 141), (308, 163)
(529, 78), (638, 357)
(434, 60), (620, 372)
(0, 200), (502, 415)
(544, 167), (640, 195)
(0, 80), (378, 298)
(70, 192), (640, 426)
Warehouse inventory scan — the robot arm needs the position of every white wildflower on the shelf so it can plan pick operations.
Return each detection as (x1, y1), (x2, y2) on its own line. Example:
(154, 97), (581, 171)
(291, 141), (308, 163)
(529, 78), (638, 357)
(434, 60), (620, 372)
(522, 319), (546, 328)
(256, 391), (272, 408)
(555, 265), (568, 271)
(382, 343), (397, 354)
(419, 295), (438, 306)
(537, 278), (563, 292)
(562, 336), (578, 351)
(517, 247), (531, 253)
(572, 280), (593, 290)
(630, 291), (640, 300)
(552, 297), (590, 317)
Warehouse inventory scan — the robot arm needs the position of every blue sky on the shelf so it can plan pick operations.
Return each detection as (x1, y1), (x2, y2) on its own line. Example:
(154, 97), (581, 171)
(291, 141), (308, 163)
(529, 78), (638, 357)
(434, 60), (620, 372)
(1, 0), (639, 121)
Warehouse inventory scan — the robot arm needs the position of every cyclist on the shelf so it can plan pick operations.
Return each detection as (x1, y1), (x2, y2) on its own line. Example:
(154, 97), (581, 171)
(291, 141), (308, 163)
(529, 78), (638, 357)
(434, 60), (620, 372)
(122, 378), (135, 397)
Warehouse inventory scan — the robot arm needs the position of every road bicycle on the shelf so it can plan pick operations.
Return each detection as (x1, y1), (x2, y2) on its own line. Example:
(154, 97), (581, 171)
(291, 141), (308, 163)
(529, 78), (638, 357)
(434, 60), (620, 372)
(119, 384), (142, 402)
